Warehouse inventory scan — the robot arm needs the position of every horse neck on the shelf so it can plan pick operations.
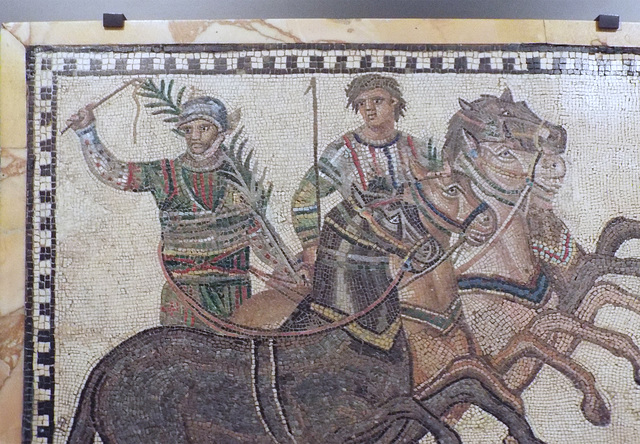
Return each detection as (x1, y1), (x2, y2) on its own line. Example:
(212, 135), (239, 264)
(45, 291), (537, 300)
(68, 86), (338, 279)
(459, 205), (539, 283)
(400, 211), (459, 318)
(418, 213), (453, 250)
(402, 259), (458, 317)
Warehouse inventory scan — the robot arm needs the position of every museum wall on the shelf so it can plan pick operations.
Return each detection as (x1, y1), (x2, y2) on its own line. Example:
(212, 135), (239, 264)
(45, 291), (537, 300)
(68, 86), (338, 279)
(0, 0), (640, 23)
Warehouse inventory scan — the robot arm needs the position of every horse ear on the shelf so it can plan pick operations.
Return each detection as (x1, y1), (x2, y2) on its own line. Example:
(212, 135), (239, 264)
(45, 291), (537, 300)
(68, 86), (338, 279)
(459, 98), (473, 111)
(461, 129), (480, 156)
(500, 88), (514, 102)
(409, 158), (430, 181)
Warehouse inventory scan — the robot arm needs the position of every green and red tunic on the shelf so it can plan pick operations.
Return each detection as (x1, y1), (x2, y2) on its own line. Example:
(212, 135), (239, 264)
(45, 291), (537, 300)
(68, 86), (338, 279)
(76, 124), (258, 326)
(129, 157), (258, 324)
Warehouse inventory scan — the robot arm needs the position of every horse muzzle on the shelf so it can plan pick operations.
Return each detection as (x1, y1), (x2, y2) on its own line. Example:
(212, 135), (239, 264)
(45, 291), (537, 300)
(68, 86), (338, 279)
(533, 152), (566, 195)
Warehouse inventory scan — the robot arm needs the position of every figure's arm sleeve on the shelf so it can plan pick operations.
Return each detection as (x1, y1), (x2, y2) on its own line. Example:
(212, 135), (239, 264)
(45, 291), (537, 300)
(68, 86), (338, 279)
(291, 142), (347, 248)
(75, 123), (153, 192)
(291, 167), (336, 248)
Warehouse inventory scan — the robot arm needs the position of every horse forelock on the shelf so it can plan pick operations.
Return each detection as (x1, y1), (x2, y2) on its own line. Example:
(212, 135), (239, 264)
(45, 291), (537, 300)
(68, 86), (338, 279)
(444, 94), (567, 169)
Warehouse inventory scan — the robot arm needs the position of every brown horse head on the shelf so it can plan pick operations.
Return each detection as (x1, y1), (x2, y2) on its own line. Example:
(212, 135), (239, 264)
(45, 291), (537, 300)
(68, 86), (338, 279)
(443, 88), (567, 205)
(408, 158), (497, 246)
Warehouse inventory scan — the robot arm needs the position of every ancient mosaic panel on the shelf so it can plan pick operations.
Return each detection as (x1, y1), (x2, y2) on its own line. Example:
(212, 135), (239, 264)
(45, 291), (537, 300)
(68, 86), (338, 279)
(4, 29), (640, 443)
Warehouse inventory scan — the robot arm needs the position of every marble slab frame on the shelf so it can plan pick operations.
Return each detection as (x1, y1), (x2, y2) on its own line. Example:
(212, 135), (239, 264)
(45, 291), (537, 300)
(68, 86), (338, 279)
(2, 18), (640, 444)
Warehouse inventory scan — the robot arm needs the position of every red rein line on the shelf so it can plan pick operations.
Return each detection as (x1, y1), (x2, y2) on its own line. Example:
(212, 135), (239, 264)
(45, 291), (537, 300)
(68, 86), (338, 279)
(159, 243), (407, 338)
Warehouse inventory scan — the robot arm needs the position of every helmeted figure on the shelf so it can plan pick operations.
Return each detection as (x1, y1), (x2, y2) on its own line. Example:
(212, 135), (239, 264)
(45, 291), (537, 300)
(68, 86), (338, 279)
(70, 96), (270, 325)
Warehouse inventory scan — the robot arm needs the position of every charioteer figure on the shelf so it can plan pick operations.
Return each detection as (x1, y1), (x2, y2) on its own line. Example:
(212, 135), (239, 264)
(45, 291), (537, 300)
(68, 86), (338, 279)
(67, 96), (276, 326)
(288, 74), (443, 343)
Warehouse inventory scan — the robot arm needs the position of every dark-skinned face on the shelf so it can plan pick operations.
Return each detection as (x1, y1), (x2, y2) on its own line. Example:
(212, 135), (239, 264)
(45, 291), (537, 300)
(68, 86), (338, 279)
(354, 88), (397, 129)
(179, 119), (220, 155)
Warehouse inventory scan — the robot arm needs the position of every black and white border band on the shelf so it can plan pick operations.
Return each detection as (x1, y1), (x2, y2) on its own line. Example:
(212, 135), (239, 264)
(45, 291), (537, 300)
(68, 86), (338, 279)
(23, 42), (640, 443)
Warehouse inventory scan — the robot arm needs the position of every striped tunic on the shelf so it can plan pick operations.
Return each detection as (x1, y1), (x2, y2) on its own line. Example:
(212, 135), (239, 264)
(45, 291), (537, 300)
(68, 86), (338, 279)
(289, 131), (444, 345)
(77, 124), (258, 323)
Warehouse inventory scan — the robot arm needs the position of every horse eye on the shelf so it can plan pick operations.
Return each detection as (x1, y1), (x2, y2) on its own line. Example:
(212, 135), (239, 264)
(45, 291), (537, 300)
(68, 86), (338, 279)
(443, 185), (461, 197)
(498, 150), (515, 159)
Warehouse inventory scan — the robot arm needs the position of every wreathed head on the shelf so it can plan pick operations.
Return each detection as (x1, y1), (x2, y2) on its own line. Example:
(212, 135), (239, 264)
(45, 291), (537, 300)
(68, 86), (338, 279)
(346, 74), (407, 121)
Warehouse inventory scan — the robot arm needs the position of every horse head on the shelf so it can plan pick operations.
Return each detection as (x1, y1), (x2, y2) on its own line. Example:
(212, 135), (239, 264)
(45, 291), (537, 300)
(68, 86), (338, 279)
(407, 157), (497, 246)
(443, 88), (567, 205)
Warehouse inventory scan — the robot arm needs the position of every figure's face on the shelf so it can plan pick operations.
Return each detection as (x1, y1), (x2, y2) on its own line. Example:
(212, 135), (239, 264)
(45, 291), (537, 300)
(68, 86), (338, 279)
(354, 88), (397, 129)
(180, 119), (220, 155)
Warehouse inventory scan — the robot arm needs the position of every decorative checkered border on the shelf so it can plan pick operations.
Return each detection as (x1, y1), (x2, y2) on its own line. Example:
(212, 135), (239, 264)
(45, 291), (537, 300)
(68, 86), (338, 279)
(22, 42), (640, 443)
(24, 46), (57, 444)
(28, 43), (640, 77)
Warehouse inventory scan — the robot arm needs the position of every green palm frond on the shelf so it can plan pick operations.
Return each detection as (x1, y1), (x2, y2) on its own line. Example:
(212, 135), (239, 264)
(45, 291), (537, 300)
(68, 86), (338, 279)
(421, 138), (443, 171)
(220, 127), (273, 217)
(137, 79), (186, 125)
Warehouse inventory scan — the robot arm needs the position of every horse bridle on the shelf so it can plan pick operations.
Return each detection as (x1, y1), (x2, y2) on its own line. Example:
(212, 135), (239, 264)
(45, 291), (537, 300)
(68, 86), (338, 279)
(413, 180), (490, 233)
(457, 112), (548, 206)
(160, 179), (489, 339)
(451, 123), (547, 272)
(460, 113), (547, 202)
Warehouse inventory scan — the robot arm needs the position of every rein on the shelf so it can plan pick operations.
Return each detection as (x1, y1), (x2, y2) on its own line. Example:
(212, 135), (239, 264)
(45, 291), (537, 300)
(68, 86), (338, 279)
(160, 236), (458, 339)
(414, 181), (489, 233)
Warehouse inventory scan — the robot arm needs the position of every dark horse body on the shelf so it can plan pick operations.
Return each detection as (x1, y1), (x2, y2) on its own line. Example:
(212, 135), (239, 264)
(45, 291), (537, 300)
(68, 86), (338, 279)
(69, 325), (432, 443)
(68, 182), (471, 444)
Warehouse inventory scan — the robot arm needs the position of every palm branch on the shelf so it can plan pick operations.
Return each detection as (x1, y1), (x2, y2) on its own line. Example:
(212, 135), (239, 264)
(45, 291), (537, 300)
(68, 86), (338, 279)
(137, 79), (186, 136)
(221, 128), (273, 217)
(220, 129), (301, 283)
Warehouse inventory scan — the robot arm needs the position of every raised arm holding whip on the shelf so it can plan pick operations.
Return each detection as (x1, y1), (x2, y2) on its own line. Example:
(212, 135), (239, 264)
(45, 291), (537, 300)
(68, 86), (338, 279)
(66, 86), (296, 327)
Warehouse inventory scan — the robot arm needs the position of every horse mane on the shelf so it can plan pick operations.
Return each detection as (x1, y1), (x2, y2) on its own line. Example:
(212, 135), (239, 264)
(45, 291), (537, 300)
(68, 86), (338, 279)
(442, 88), (562, 165)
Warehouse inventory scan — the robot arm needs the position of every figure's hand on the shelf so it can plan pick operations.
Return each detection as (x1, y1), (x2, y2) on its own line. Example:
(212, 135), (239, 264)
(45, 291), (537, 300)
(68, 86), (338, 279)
(297, 245), (317, 286)
(66, 104), (96, 131)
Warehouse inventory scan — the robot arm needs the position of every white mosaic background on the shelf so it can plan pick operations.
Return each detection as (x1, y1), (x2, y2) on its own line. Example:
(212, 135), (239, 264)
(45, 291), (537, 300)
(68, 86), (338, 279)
(34, 49), (640, 443)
